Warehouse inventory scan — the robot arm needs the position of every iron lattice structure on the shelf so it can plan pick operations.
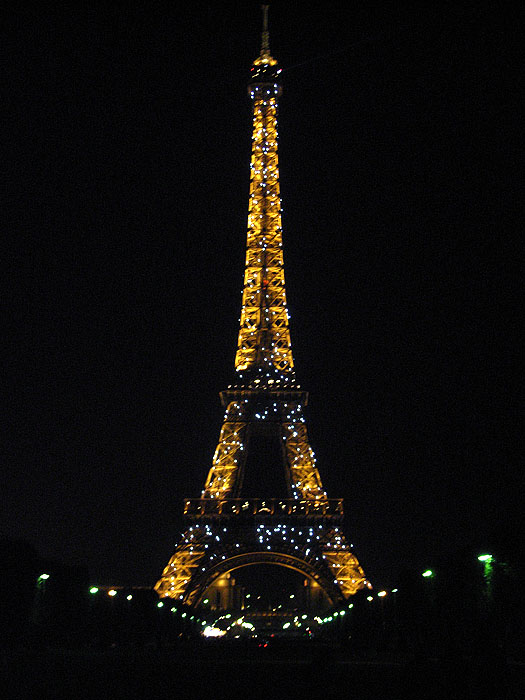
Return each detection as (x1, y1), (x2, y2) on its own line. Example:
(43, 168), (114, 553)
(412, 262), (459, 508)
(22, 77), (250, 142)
(155, 9), (370, 607)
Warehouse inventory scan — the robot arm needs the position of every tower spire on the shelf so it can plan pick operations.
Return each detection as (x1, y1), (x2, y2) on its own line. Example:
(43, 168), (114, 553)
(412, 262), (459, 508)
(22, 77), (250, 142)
(260, 4), (270, 56)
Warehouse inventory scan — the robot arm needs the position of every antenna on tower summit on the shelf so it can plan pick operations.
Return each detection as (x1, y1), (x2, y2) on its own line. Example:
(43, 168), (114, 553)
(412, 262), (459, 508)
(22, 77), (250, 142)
(261, 5), (270, 55)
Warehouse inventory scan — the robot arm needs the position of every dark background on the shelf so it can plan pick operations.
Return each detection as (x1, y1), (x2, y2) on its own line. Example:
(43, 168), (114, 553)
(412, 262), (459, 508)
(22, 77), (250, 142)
(3, 1), (522, 589)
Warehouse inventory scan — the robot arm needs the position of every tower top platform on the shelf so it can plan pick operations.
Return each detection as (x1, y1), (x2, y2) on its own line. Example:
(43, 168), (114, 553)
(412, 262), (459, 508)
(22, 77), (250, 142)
(249, 5), (282, 91)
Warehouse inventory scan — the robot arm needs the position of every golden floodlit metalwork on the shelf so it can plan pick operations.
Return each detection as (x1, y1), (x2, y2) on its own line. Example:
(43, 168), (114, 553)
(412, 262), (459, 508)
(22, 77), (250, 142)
(155, 7), (369, 608)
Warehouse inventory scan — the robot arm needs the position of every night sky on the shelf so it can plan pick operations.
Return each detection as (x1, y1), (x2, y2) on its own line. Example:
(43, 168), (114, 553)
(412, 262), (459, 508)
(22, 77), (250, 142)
(4, 2), (522, 589)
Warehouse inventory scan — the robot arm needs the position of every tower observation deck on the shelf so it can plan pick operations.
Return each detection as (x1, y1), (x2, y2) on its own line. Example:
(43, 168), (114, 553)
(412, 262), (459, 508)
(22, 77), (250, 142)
(155, 6), (370, 610)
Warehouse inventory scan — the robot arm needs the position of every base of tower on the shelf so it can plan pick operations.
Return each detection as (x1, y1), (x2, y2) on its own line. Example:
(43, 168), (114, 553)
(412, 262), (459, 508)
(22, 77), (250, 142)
(155, 518), (370, 608)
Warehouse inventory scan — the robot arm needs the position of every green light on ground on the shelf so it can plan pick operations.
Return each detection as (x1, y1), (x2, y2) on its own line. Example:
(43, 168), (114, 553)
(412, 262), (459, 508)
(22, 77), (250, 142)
(422, 570), (433, 578)
(89, 587), (99, 594)
(478, 554), (493, 563)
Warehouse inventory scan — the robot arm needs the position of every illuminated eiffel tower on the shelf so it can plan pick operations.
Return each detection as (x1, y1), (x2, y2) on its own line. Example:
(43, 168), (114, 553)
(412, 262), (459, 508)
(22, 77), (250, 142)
(155, 7), (370, 609)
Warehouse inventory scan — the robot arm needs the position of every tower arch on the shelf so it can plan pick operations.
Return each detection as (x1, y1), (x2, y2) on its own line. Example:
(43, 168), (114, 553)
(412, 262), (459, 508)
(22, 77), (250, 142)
(185, 551), (346, 608)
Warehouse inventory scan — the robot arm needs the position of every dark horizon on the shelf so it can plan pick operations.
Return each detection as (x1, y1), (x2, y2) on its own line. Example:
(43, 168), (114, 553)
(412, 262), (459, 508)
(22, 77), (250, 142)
(4, 3), (521, 589)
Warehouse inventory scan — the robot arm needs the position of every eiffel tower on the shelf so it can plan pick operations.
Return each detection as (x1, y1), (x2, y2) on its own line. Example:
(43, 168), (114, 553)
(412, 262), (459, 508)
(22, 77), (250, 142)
(155, 7), (370, 610)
